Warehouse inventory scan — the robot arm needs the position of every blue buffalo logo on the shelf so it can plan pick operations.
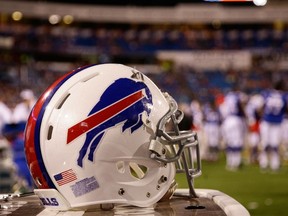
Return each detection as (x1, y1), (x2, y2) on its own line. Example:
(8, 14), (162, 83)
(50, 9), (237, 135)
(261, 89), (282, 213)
(67, 78), (153, 167)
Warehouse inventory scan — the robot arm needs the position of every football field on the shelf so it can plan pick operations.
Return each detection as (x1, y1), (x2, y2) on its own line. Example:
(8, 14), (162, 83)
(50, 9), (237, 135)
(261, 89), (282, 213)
(175, 153), (288, 216)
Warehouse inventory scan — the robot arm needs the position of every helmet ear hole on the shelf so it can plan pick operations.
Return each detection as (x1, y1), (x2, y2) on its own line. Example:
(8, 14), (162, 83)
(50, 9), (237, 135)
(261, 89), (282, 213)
(116, 161), (125, 174)
(47, 125), (53, 140)
(129, 162), (147, 180)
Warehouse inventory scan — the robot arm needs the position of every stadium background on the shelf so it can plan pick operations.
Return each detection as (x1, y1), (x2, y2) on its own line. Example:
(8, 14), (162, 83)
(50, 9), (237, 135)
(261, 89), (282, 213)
(0, 0), (288, 216)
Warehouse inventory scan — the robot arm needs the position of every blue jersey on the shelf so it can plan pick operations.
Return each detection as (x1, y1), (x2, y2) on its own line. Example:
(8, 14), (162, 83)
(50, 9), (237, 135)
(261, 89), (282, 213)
(262, 90), (287, 123)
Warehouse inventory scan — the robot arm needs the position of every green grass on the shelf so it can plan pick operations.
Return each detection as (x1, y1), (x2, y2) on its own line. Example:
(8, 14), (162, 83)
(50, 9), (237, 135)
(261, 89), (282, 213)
(175, 153), (288, 216)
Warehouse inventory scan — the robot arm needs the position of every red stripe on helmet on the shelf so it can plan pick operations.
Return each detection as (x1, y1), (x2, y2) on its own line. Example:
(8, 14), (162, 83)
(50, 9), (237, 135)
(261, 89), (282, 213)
(67, 90), (143, 144)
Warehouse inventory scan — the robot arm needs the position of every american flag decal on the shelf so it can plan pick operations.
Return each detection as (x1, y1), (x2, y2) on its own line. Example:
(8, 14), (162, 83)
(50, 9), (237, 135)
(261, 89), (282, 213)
(54, 169), (77, 186)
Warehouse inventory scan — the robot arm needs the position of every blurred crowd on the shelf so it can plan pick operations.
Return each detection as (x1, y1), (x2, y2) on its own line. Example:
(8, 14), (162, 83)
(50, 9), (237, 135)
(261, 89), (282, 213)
(1, 22), (288, 55)
(2, 22), (288, 53)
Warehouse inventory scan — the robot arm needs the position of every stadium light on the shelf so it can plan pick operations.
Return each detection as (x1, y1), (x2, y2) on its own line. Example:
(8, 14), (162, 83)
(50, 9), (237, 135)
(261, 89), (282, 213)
(63, 15), (74, 25)
(49, 14), (61, 25)
(253, 0), (267, 6)
(12, 11), (23, 21)
(204, 0), (253, 2)
(204, 0), (267, 6)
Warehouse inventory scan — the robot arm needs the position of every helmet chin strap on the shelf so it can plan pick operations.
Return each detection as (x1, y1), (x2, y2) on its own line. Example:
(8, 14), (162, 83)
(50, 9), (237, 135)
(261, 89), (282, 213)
(149, 93), (201, 198)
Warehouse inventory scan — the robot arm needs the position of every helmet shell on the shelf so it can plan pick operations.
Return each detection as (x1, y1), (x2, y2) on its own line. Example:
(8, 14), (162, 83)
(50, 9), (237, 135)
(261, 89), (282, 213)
(25, 64), (175, 209)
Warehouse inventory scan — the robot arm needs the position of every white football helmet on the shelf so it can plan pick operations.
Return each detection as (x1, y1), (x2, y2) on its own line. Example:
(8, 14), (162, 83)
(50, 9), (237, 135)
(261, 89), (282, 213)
(24, 64), (201, 210)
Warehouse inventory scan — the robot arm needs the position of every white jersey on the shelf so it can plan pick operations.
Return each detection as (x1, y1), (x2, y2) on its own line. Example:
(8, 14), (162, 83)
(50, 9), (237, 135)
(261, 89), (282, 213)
(203, 103), (221, 148)
(245, 94), (264, 124)
(190, 100), (203, 130)
(221, 91), (246, 118)
(221, 91), (246, 148)
(0, 101), (12, 135)
(12, 100), (36, 123)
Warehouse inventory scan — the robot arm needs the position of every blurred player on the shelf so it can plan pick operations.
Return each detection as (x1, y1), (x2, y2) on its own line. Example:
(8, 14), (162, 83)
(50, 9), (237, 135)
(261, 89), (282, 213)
(0, 95), (12, 136)
(8, 89), (36, 190)
(281, 113), (288, 160)
(190, 99), (205, 157)
(12, 89), (36, 124)
(190, 99), (203, 131)
(2, 122), (33, 191)
(259, 80), (288, 171)
(245, 93), (264, 164)
(220, 87), (247, 170)
(203, 100), (221, 161)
